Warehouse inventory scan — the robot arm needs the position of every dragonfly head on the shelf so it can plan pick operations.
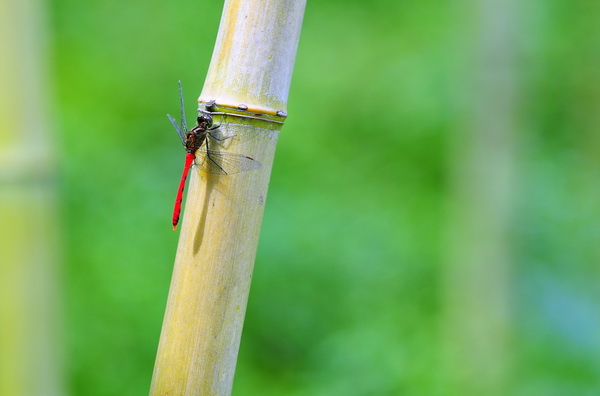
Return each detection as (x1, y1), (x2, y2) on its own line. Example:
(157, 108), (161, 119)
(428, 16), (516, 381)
(197, 114), (213, 129)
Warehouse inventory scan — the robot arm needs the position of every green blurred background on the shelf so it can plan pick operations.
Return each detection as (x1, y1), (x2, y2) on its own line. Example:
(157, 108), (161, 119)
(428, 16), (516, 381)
(2, 0), (600, 394)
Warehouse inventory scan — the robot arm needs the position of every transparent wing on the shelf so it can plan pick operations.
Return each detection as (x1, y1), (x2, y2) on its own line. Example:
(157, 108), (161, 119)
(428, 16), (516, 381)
(205, 117), (268, 148)
(178, 80), (187, 132)
(167, 113), (186, 146)
(205, 122), (257, 146)
(194, 148), (262, 175)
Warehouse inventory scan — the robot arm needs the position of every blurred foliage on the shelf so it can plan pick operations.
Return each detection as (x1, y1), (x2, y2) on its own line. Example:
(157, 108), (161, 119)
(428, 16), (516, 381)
(46, 0), (600, 394)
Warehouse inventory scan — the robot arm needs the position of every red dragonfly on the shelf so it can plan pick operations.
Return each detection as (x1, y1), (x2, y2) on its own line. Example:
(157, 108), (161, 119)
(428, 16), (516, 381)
(168, 81), (262, 230)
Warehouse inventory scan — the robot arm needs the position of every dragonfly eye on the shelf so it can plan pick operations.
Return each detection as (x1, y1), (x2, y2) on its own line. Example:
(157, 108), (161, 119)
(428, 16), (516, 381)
(197, 115), (213, 128)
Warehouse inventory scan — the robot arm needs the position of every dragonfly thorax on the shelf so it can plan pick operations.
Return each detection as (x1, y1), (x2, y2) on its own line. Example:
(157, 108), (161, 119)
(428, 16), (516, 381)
(185, 126), (207, 153)
(185, 114), (214, 153)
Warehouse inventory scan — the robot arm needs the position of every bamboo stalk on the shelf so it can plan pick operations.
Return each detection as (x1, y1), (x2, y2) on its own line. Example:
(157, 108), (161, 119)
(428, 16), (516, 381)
(149, 1), (305, 394)
(442, 0), (518, 393)
(0, 0), (62, 395)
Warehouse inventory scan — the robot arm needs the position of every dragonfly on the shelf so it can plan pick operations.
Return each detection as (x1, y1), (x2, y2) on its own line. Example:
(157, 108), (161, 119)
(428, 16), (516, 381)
(168, 81), (262, 230)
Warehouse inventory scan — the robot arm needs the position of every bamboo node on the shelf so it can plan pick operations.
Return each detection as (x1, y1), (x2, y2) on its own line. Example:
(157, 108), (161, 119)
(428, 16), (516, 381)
(198, 101), (287, 124)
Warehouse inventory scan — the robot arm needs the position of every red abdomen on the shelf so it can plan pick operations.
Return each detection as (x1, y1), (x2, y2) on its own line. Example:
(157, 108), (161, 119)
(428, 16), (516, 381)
(172, 152), (196, 230)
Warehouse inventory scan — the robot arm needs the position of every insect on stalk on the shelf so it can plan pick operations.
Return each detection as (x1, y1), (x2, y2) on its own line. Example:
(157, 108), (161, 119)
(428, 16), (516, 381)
(167, 81), (262, 230)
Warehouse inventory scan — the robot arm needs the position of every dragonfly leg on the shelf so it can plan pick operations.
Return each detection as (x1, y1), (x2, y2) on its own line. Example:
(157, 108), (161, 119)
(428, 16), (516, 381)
(205, 138), (228, 174)
(208, 114), (225, 130)
(208, 131), (234, 141)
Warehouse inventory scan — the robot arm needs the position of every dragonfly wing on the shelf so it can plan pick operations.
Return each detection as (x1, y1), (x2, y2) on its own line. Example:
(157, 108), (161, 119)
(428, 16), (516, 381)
(195, 148), (262, 175)
(206, 119), (267, 148)
(178, 80), (187, 133)
(167, 114), (186, 146)
(207, 123), (236, 141)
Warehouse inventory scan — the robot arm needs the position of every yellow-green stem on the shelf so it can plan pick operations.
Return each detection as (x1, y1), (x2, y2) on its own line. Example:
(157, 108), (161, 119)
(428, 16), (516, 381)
(150, 0), (305, 394)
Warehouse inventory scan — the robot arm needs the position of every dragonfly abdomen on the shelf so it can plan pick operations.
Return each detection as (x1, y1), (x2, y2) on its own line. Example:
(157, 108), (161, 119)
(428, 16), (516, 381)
(172, 152), (196, 230)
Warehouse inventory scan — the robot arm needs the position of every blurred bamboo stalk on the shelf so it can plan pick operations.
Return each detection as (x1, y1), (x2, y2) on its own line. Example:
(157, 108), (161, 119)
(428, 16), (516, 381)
(442, 0), (518, 393)
(0, 0), (63, 395)
(149, 0), (305, 394)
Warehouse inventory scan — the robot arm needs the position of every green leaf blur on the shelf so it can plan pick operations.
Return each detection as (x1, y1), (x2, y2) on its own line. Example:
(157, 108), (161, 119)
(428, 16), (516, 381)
(50, 0), (600, 394)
